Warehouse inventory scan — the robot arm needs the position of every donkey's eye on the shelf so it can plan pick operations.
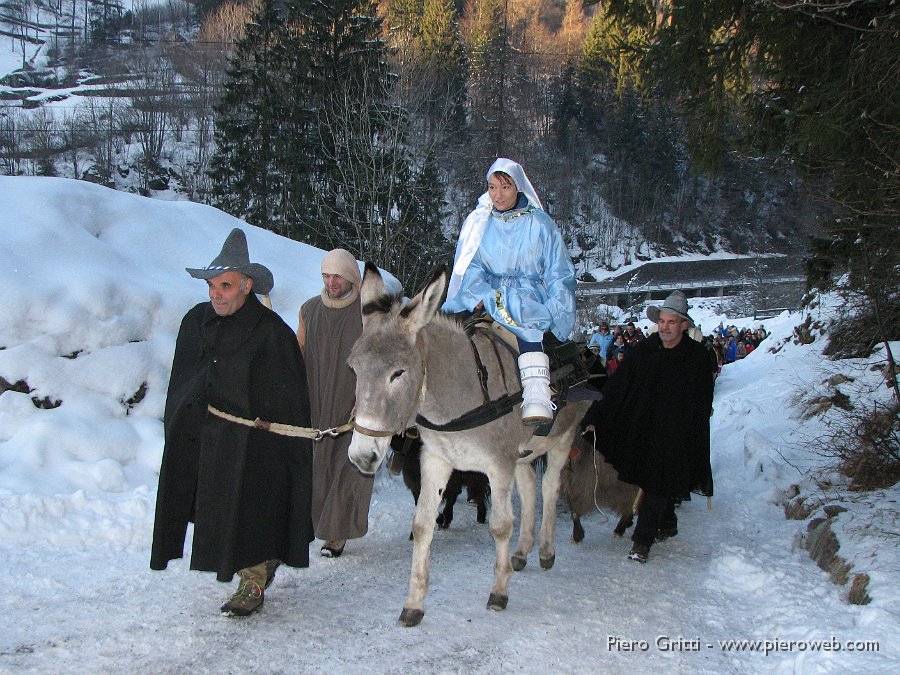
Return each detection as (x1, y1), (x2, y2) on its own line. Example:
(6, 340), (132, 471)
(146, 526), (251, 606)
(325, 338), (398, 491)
(390, 369), (405, 382)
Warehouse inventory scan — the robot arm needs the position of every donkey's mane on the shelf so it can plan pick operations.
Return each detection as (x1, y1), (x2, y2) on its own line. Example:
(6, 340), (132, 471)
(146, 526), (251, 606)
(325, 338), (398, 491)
(361, 289), (468, 338)
(361, 292), (401, 317)
(428, 310), (467, 334)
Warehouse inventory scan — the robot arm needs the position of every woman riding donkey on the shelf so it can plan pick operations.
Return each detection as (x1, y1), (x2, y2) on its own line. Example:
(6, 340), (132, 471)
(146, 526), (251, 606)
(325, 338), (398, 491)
(442, 158), (576, 426)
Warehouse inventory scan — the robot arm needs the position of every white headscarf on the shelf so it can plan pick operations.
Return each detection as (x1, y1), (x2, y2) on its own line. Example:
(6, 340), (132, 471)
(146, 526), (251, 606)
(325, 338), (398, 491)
(447, 159), (543, 299)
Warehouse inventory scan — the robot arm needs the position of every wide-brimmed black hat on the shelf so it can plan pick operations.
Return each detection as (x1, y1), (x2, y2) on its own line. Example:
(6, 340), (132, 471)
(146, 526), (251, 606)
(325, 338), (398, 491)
(646, 290), (693, 326)
(186, 228), (273, 295)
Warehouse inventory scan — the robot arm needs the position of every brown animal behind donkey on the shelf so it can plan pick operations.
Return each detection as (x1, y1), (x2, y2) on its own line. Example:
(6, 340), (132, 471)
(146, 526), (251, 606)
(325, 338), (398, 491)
(560, 432), (640, 542)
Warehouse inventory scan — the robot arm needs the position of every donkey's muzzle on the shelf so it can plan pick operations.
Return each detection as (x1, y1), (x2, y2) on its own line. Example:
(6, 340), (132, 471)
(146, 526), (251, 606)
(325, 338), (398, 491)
(348, 431), (388, 475)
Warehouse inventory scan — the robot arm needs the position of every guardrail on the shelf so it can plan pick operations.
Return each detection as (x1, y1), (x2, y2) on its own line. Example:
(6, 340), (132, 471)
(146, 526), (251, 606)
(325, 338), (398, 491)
(753, 307), (799, 320)
(577, 275), (806, 297)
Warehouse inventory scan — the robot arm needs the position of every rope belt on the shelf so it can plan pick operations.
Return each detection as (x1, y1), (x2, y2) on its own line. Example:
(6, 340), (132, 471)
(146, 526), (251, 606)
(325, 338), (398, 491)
(207, 404), (353, 441)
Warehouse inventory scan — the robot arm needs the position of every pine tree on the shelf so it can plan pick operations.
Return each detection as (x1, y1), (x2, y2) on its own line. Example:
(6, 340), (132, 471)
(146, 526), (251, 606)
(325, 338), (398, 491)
(420, 0), (467, 135)
(208, 0), (385, 244)
(464, 0), (509, 160)
(209, 0), (453, 291)
(208, 2), (314, 239)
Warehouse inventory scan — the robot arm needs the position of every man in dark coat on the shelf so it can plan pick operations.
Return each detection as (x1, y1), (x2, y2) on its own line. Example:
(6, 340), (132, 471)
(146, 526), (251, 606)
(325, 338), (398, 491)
(583, 290), (714, 563)
(150, 228), (314, 616)
(296, 249), (372, 559)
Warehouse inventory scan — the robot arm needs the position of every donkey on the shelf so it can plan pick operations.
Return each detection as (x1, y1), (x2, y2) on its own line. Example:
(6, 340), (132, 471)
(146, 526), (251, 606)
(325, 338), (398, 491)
(560, 432), (640, 542)
(348, 264), (589, 627)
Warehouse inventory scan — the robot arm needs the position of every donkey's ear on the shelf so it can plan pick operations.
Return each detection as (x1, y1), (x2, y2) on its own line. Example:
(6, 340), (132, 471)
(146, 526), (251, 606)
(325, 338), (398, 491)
(400, 266), (448, 334)
(360, 262), (386, 306)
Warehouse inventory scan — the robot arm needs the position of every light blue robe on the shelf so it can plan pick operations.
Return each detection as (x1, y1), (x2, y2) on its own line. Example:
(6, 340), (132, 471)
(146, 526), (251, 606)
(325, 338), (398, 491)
(443, 203), (576, 343)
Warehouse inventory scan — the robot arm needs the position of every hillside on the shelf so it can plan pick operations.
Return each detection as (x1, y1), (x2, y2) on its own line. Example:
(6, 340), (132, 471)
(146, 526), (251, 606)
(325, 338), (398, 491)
(0, 175), (897, 672)
(0, 0), (827, 285)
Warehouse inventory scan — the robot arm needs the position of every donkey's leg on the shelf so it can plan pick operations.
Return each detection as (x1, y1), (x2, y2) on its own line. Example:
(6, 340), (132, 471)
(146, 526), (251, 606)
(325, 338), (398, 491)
(537, 440), (569, 570)
(400, 454), (452, 627)
(485, 467), (515, 611)
(511, 460), (536, 571)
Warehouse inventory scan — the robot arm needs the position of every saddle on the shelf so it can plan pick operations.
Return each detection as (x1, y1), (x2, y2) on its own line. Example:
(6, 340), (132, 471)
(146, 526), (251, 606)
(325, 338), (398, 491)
(461, 313), (600, 404)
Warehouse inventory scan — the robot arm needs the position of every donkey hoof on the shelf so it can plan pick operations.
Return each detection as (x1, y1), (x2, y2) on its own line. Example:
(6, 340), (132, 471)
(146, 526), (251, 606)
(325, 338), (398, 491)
(487, 593), (508, 611)
(399, 607), (424, 627)
(540, 554), (556, 570)
(511, 555), (527, 571)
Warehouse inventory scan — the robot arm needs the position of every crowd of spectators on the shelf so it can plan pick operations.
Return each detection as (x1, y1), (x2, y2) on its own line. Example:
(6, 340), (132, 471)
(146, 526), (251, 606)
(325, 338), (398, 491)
(587, 321), (639, 378)
(707, 322), (768, 372)
(585, 318), (769, 379)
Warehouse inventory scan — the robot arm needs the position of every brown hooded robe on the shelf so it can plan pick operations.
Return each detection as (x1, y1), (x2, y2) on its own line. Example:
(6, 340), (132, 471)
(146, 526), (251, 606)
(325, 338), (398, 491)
(299, 289), (373, 541)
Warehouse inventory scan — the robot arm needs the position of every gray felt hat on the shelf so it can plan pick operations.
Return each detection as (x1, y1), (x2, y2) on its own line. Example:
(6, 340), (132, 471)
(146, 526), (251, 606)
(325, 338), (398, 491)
(646, 290), (693, 326)
(186, 228), (274, 295)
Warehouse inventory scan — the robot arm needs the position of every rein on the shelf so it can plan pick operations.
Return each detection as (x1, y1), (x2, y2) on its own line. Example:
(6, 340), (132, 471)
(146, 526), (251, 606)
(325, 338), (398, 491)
(208, 404), (354, 441)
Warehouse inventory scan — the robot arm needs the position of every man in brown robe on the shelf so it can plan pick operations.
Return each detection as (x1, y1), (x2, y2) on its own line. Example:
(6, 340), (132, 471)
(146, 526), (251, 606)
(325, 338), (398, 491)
(297, 249), (373, 558)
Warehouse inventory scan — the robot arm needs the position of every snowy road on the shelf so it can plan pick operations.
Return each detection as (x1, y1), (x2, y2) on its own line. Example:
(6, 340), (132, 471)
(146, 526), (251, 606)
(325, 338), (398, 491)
(1, 433), (893, 674)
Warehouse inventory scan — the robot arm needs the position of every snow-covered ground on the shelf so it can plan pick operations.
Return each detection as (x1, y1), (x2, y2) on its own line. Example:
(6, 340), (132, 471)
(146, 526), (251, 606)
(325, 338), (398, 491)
(1, 176), (896, 673)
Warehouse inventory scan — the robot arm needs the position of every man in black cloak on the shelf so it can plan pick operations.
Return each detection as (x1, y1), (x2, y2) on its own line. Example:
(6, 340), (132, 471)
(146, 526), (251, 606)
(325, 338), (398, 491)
(151, 228), (314, 616)
(583, 290), (714, 563)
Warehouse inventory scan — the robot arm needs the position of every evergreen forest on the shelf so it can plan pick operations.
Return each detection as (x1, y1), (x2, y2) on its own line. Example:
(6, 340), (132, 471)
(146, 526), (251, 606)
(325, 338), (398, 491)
(1, 0), (897, 323)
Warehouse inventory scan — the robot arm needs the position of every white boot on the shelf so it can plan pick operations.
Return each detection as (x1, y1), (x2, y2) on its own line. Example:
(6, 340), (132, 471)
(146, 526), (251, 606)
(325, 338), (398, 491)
(518, 351), (555, 425)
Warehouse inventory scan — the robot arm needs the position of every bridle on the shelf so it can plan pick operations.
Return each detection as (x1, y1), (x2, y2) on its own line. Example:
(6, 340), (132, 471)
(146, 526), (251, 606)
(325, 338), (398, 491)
(352, 421), (395, 437)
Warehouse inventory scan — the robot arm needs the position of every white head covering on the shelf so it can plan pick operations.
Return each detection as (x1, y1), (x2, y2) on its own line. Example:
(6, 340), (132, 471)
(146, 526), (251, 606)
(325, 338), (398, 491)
(447, 158), (542, 299)
(320, 248), (361, 287)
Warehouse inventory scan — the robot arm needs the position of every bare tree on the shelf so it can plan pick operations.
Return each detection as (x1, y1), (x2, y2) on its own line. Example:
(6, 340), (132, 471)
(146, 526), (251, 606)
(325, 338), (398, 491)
(0, 108), (25, 175)
(81, 97), (130, 184)
(21, 107), (59, 175)
(125, 42), (182, 191)
(308, 70), (451, 291)
(170, 0), (255, 199)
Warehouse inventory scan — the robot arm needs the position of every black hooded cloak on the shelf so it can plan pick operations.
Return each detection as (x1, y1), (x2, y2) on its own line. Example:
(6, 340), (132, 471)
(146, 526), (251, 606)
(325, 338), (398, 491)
(589, 332), (714, 499)
(150, 293), (314, 581)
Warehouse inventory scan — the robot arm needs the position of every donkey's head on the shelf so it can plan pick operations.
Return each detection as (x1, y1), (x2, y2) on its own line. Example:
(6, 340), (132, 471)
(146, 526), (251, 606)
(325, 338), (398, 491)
(348, 263), (448, 475)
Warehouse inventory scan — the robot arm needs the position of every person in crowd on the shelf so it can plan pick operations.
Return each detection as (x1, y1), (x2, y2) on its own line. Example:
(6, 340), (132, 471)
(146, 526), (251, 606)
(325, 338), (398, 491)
(588, 322), (615, 364)
(606, 347), (626, 377)
(297, 249), (373, 559)
(623, 321), (644, 346)
(710, 338), (725, 375)
(151, 228), (314, 617)
(725, 336), (738, 364)
(607, 332), (626, 362)
(443, 158), (576, 425)
(582, 290), (714, 564)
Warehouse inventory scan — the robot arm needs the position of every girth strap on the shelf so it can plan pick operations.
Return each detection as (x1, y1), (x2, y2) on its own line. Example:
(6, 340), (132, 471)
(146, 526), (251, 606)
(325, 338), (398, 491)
(415, 390), (523, 432)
